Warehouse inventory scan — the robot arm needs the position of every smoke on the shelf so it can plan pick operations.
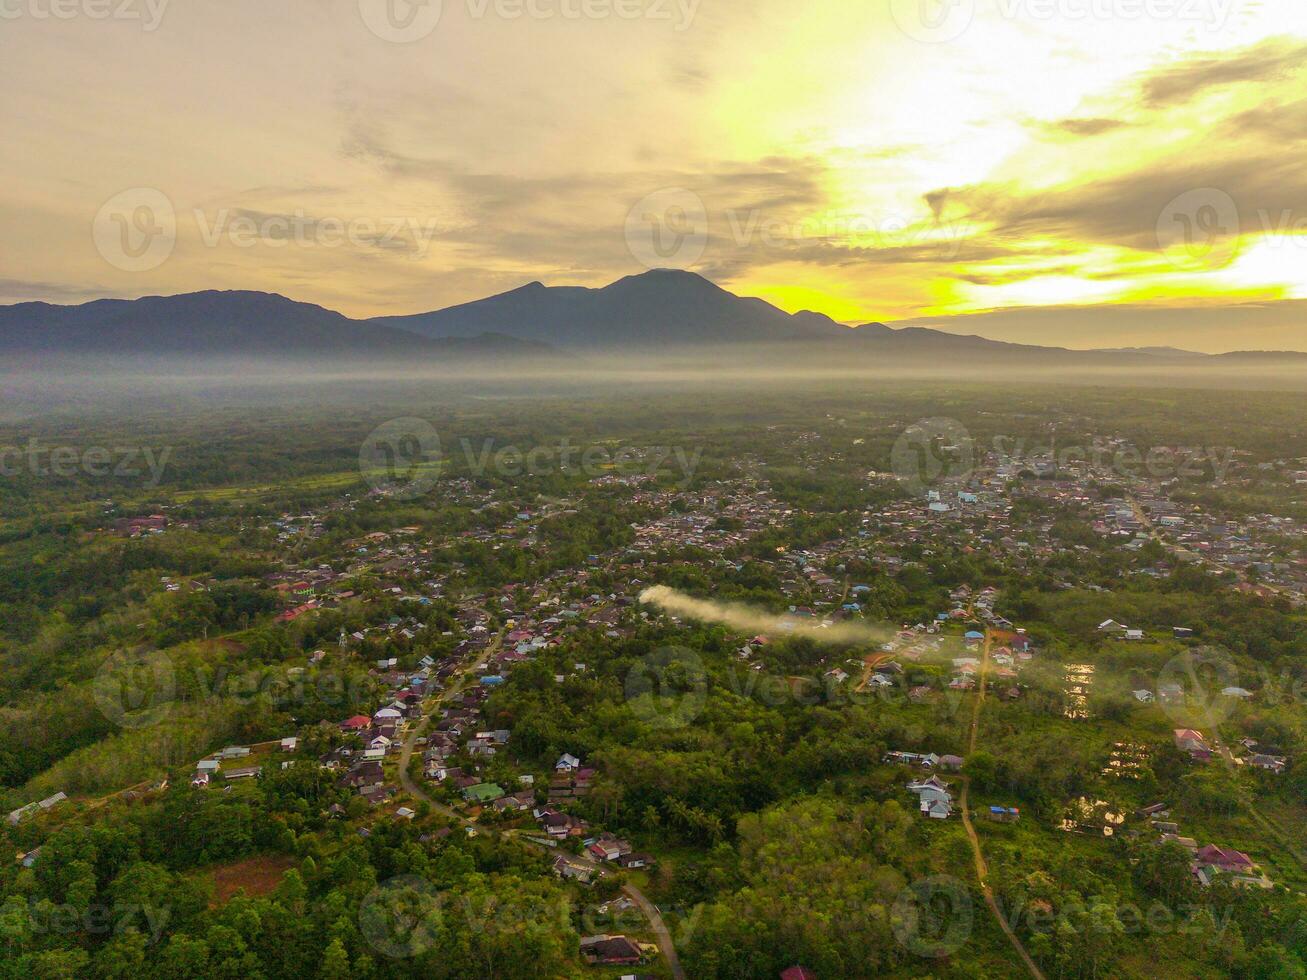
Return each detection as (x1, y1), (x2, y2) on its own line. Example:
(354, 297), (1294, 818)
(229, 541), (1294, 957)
(639, 585), (904, 646)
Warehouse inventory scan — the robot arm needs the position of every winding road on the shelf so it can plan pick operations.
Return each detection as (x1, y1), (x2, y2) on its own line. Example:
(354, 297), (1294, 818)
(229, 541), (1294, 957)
(394, 626), (685, 979)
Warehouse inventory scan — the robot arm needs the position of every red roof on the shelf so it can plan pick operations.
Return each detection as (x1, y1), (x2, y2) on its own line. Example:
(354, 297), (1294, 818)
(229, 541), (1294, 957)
(341, 715), (371, 730)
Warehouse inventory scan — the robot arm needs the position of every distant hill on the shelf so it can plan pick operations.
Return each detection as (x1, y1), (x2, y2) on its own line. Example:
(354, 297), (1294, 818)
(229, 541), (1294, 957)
(6, 273), (1306, 372)
(367, 270), (1209, 367)
(371, 269), (845, 348)
(0, 290), (551, 361)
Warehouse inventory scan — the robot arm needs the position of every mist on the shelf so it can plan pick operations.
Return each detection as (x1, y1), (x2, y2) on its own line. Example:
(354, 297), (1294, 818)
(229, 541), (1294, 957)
(641, 584), (919, 648)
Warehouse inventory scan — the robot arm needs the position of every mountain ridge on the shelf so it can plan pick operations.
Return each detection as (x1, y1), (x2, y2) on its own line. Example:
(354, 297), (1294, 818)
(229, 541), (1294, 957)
(5, 271), (1307, 365)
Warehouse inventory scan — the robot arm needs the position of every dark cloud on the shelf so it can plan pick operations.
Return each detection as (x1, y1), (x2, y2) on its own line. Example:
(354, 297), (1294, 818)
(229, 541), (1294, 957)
(1047, 117), (1128, 137)
(1140, 36), (1305, 107)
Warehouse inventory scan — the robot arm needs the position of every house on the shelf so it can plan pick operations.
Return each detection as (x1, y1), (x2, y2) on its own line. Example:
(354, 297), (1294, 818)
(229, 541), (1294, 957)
(580, 935), (643, 966)
(1195, 844), (1255, 874)
(617, 852), (653, 870)
(280, 737), (298, 752)
(339, 761), (385, 791)
(555, 753), (582, 772)
(587, 834), (633, 862)
(464, 783), (505, 804)
(907, 775), (953, 806)
(553, 855), (594, 884)
(988, 805), (1020, 823)
(1132, 690), (1154, 703)
(224, 766), (262, 781)
(395, 807), (416, 821)
(1248, 754), (1287, 774)
(923, 798), (953, 819)
(1174, 729), (1209, 756)
(885, 751), (940, 768)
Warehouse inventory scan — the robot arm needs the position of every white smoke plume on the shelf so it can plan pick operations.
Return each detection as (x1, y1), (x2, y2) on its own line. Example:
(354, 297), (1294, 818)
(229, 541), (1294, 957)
(639, 585), (907, 646)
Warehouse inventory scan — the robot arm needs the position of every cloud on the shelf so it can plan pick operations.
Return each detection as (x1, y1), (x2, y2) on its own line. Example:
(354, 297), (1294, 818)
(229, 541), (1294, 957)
(0, 278), (117, 305)
(1140, 36), (1305, 107)
(1046, 117), (1128, 137)
(925, 37), (1307, 258)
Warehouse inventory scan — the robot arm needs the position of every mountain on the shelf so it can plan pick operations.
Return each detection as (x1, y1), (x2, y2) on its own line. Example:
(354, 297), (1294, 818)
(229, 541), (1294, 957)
(368, 270), (1201, 367)
(0, 290), (551, 361)
(371, 269), (845, 348)
(6, 273), (1306, 372)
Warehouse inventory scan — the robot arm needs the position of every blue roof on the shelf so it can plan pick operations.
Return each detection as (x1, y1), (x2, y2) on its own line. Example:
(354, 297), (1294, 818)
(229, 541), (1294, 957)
(965, 631), (985, 639)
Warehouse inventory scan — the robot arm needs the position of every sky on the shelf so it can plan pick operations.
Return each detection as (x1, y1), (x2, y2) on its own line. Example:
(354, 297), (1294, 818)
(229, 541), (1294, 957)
(3, 0), (1307, 351)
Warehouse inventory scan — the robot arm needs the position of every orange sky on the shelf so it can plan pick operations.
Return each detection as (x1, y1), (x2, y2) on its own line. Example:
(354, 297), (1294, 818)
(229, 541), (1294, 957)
(3, 1), (1307, 350)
